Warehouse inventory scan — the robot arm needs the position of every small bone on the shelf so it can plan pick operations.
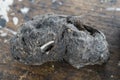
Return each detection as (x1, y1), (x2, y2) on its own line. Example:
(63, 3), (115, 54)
(40, 41), (54, 52)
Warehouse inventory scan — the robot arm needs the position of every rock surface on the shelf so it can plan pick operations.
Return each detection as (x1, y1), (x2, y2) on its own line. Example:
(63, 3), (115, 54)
(10, 14), (109, 69)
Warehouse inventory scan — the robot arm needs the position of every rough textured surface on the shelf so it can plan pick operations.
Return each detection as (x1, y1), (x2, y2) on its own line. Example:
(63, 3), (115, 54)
(0, 0), (120, 80)
(10, 14), (109, 69)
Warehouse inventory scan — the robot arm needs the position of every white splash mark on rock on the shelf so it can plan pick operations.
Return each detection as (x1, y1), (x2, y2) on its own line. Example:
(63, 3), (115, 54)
(0, 33), (7, 37)
(40, 41), (54, 51)
(58, 2), (62, 5)
(118, 61), (120, 66)
(13, 17), (19, 25)
(4, 27), (17, 35)
(101, 54), (104, 58)
(4, 39), (8, 43)
(18, 0), (23, 2)
(0, 0), (14, 22)
(115, 8), (120, 11)
(52, 0), (57, 3)
(91, 8), (94, 11)
(110, 75), (114, 78)
(0, 30), (7, 37)
(106, 8), (120, 11)
(10, 13), (15, 16)
(52, 65), (54, 68)
(20, 7), (30, 14)
(0, 26), (2, 29)
(0, 30), (3, 33)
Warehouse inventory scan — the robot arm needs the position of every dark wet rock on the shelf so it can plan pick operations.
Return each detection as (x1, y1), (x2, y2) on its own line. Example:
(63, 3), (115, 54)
(0, 18), (6, 28)
(10, 14), (109, 69)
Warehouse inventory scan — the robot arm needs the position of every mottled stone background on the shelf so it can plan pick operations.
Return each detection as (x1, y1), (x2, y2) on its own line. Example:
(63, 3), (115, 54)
(0, 0), (120, 80)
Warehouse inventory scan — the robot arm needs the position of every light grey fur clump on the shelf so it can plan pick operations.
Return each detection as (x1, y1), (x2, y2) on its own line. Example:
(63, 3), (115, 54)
(10, 14), (109, 69)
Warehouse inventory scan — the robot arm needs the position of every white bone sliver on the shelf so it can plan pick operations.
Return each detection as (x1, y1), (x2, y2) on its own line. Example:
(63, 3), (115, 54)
(40, 41), (54, 50)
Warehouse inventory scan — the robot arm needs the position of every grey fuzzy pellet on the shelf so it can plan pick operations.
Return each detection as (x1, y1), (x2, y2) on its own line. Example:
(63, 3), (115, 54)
(10, 14), (109, 69)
